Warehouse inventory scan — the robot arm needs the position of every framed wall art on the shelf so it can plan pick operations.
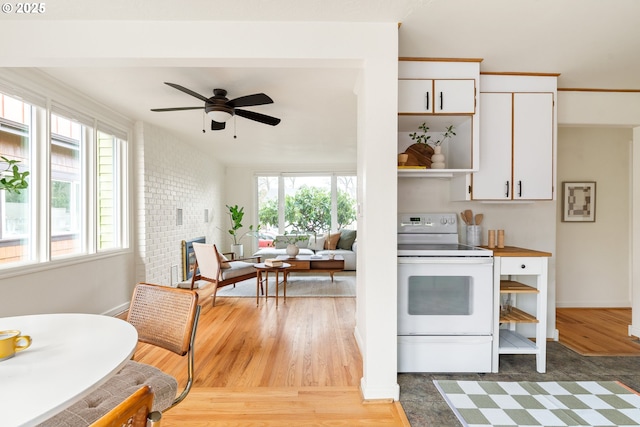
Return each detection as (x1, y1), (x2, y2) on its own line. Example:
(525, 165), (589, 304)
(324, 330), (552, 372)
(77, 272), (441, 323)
(562, 181), (596, 222)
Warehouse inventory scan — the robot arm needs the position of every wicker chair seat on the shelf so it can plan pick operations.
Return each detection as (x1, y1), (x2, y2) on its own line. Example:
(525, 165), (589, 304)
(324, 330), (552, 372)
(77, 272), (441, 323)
(36, 362), (176, 427)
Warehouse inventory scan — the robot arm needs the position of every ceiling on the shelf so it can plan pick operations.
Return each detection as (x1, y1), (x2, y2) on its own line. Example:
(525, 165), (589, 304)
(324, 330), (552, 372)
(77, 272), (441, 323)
(18, 0), (640, 166)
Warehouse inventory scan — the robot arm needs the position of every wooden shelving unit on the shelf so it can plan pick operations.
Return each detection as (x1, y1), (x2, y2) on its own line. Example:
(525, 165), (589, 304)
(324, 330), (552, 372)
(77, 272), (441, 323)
(499, 281), (539, 323)
(492, 255), (549, 373)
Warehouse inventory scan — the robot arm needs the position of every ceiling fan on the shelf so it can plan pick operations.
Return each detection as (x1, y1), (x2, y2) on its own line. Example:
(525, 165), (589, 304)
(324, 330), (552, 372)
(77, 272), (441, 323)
(151, 82), (281, 131)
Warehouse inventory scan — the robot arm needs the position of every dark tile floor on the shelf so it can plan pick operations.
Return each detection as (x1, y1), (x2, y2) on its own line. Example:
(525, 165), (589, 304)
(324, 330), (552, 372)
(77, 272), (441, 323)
(398, 342), (640, 426)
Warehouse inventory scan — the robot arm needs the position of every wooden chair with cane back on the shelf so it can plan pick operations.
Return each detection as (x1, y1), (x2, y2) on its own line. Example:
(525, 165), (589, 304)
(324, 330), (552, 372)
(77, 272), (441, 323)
(38, 283), (200, 426)
(126, 283), (201, 411)
(190, 242), (260, 306)
(90, 385), (161, 427)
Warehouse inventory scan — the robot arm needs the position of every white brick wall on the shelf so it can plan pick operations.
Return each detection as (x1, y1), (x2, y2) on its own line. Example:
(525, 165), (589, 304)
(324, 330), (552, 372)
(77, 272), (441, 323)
(134, 122), (225, 285)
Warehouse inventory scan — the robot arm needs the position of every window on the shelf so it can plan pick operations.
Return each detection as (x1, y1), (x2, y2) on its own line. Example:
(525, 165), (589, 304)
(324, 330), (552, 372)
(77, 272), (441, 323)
(96, 129), (126, 251)
(0, 93), (33, 265)
(0, 86), (129, 270)
(257, 174), (357, 235)
(50, 113), (85, 258)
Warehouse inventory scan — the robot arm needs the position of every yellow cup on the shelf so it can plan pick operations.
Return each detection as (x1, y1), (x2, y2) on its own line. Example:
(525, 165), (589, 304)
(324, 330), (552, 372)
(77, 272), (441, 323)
(0, 330), (32, 361)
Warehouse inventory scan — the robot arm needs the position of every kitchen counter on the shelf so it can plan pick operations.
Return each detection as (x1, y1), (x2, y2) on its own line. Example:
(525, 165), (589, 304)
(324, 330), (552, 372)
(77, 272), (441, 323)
(483, 246), (552, 257)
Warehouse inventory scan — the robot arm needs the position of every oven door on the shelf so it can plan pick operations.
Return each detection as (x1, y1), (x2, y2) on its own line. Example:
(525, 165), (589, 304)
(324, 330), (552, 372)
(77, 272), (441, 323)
(397, 257), (493, 335)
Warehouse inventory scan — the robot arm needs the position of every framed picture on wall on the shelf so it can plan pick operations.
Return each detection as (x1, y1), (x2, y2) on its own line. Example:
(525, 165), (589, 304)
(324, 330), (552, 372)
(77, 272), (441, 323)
(562, 181), (596, 222)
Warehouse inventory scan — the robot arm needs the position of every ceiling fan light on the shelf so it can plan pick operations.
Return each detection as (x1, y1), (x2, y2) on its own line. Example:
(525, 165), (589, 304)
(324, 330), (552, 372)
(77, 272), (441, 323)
(208, 110), (233, 122)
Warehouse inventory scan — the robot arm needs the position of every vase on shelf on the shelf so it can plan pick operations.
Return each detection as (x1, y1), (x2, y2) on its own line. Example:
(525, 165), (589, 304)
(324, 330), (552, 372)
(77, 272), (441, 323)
(431, 145), (445, 169)
(286, 244), (299, 258)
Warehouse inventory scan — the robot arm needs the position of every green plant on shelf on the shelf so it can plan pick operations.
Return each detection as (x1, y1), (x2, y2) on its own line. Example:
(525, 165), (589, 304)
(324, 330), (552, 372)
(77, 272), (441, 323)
(409, 123), (456, 147)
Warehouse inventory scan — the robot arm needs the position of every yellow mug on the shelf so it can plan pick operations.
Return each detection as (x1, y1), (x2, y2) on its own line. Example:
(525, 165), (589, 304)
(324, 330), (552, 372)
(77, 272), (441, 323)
(0, 330), (32, 361)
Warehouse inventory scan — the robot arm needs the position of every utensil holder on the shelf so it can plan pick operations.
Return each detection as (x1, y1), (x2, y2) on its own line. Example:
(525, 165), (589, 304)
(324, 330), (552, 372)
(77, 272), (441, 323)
(466, 225), (482, 247)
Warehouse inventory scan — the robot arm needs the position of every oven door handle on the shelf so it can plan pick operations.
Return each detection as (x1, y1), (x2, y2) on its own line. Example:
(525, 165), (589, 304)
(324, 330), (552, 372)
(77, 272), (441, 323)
(398, 257), (493, 265)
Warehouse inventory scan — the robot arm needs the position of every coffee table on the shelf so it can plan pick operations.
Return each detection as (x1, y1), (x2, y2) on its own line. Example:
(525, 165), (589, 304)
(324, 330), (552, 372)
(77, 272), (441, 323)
(275, 254), (345, 281)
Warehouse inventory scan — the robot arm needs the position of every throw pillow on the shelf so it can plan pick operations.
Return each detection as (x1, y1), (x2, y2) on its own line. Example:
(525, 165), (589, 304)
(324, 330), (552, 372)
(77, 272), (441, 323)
(307, 234), (326, 251)
(337, 229), (357, 250)
(219, 253), (231, 269)
(324, 232), (341, 250)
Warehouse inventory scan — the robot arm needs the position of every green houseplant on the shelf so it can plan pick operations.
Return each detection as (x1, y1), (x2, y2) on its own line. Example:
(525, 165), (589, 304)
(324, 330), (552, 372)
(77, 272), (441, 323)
(0, 156), (29, 194)
(225, 204), (258, 258)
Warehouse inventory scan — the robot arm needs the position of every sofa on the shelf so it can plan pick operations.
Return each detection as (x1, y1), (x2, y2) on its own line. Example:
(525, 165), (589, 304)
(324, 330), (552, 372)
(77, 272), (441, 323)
(253, 229), (357, 271)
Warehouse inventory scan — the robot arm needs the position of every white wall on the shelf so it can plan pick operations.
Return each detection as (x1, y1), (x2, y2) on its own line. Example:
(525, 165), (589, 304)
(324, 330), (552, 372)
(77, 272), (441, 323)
(556, 127), (631, 307)
(0, 69), (137, 317)
(557, 91), (640, 337)
(135, 122), (225, 285)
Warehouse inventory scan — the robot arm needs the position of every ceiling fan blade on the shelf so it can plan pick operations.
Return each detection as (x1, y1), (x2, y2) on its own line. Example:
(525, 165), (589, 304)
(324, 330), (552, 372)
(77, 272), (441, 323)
(228, 93), (273, 108)
(164, 82), (210, 103)
(211, 120), (226, 131)
(235, 109), (281, 126)
(150, 106), (204, 112)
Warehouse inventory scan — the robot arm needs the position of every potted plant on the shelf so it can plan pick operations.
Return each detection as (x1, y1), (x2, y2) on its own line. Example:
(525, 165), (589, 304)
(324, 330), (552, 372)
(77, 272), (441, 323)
(409, 123), (456, 169)
(274, 231), (309, 258)
(0, 156), (29, 194)
(225, 204), (258, 258)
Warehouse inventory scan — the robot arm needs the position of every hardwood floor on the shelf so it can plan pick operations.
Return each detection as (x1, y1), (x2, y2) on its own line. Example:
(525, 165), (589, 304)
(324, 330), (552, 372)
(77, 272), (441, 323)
(133, 296), (410, 426)
(556, 307), (640, 356)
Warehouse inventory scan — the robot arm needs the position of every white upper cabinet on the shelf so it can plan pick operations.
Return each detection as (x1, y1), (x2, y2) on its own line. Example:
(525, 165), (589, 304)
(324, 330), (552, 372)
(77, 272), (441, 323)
(512, 93), (554, 200)
(398, 59), (481, 176)
(451, 73), (558, 200)
(398, 79), (476, 114)
(471, 93), (513, 199)
(471, 92), (554, 200)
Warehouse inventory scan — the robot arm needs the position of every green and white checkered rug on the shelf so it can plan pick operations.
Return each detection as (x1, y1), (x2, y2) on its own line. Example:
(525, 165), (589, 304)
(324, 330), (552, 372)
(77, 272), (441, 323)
(435, 380), (640, 426)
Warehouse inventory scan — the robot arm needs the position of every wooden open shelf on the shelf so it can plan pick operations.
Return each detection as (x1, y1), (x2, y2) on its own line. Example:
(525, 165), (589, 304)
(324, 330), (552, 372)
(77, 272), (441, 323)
(500, 280), (539, 294)
(500, 307), (538, 323)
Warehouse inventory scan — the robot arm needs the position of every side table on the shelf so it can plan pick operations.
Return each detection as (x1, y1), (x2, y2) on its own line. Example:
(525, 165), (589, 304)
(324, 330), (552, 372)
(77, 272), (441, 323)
(254, 262), (291, 307)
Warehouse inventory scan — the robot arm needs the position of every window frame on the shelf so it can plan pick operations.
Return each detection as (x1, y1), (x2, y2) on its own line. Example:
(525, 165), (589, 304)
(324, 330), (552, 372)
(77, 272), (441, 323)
(0, 80), (131, 275)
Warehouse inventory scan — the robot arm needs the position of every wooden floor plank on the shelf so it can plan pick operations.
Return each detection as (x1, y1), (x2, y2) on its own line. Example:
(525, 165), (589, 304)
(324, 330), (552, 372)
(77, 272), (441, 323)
(133, 296), (409, 426)
(556, 307), (640, 356)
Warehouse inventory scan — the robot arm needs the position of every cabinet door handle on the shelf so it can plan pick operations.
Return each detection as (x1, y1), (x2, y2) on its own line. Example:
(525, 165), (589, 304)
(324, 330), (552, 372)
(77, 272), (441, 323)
(520, 264), (526, 269)
(518, 180), (522, 198)
(439, 92), (443, 111)
(505, 181), (510, 198)
(425, 92), (430, 111)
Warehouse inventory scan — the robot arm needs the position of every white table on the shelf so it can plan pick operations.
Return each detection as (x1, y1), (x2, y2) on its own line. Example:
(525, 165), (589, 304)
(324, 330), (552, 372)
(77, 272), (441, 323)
(0, 313), (138, 427)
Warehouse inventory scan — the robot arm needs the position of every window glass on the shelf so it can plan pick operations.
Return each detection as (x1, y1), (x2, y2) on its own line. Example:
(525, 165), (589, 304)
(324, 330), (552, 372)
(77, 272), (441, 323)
(96, 130), (124, 251)
(337, 175), (357, 230)
(0, 93), (33, 266)
(50, 113), (85, 257)
(257, 176), (278, 236)
(257, 174), (357, 237)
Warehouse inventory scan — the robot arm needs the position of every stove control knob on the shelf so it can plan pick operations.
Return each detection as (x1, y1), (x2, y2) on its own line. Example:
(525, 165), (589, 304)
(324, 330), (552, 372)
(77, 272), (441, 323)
(440, 217), (447, 225)
(448, 217), (456, 225)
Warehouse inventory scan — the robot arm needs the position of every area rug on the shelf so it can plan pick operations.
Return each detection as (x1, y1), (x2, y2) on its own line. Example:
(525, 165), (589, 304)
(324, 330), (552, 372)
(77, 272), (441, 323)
(214, 272), (356, 297)
(434, 380), (640, 427)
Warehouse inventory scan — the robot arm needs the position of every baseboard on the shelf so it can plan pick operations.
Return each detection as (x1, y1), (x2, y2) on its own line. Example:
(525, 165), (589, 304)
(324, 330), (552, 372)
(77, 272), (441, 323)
(103, 302), (130, 317)
(360, 377), (400, 401)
